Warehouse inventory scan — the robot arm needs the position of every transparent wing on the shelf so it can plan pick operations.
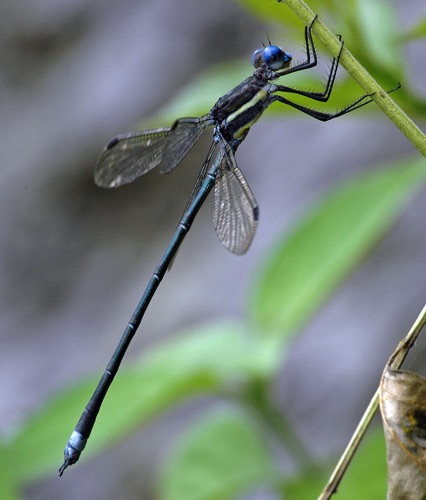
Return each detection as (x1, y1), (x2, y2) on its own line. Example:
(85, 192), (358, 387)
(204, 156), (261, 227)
(212, 146), (258, 255)
(94, 116), (212, 188)
(94, 128), (171, 188)
(160, 116), (213, 173)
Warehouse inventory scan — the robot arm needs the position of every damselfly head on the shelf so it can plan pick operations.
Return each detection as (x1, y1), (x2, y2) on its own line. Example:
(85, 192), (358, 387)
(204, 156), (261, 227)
(251, 45), (292, 71)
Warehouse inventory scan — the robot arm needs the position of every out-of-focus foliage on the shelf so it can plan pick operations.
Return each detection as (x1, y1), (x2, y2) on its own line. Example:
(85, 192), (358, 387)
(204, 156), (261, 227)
(4, 1), (425, 499)
(6, 155), (425, 498)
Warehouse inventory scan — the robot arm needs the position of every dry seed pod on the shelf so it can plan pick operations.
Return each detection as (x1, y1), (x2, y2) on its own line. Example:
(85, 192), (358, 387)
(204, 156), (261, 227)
(380, 366), (426, 499)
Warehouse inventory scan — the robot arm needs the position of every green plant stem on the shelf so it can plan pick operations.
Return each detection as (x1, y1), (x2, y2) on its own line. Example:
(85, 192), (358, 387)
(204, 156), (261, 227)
(318, 387), (380, 500)
(279, 0), (426, 157)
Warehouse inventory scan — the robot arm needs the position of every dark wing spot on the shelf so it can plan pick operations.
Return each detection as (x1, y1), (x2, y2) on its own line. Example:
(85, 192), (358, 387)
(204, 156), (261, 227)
(253, 205), (259, 221)
(106, 137), (120, 150)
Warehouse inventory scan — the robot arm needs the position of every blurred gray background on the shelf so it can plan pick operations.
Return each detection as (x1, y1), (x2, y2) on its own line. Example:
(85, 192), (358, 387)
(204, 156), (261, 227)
(0, 0), (425, 498)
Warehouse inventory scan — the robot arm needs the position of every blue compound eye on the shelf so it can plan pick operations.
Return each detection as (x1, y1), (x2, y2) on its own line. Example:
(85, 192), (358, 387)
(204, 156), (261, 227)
(263, 45), (292, 70)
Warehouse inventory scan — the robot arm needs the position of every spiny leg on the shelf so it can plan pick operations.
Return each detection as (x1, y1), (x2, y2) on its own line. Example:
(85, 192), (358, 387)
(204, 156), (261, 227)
(273, 16), (319, 79)
(273, 22), (344, 102)
(270, 91), (375, 122)
(273, 40), (343, 103)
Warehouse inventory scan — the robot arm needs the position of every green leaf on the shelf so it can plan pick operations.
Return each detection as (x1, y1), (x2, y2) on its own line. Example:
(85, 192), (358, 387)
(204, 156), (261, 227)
(0, 445), (19, 500)
(158, 407), (278, 500)
(236, 0), (299, 29)
(283, 427), (386, 498)
(351, 0), (400, 74)
(250, 157), (426, 335)
(7, 322), (281, 482)
(281, 466), (329, 498)
(237, 0), (338, 30)
(400, 16), (426, 41)
(337, 428), (387, 499)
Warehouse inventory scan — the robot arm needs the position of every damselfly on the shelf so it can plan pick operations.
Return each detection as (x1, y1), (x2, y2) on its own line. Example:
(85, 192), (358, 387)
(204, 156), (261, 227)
(59, 17), (390, 475)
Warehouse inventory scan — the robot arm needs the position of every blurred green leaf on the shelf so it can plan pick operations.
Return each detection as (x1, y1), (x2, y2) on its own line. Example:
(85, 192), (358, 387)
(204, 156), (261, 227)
(400, 16), (426, 40)
(6, 375), (105, 482)
(236, 0), (298, 27)
(237, 0), (338, 29)
(282, 466), (329, 498)
(0, 445), (19, 500)
(158, 407), (278, 500)
(350, 0), (400, 74)
(337, 428), (387, 499)
(283, 427), (386, 498)
(8, 322), (282, 482)
(250, 157), (426, 335)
